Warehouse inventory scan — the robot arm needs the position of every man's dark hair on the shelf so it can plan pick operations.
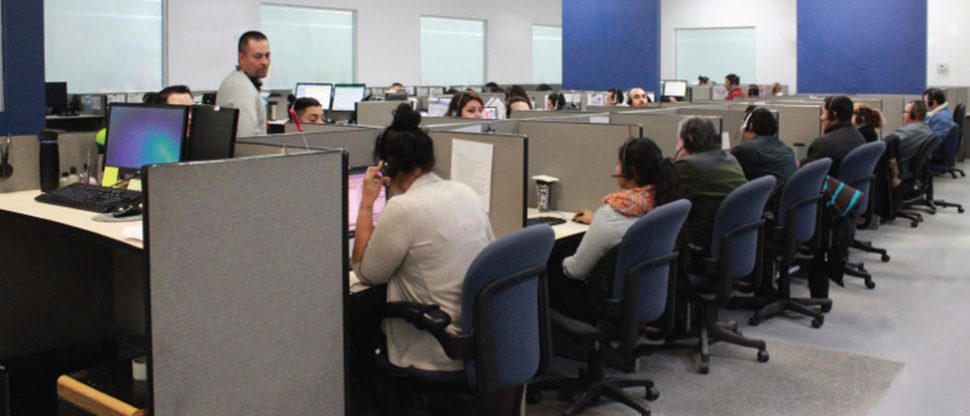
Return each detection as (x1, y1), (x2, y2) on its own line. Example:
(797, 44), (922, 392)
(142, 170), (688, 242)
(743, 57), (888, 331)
(725, 73), (740, 86)
(923, 88), (946, 107)
(238, 31), (268, 53)
(484, 82), (503, 93)
(158, 85), (193, 104)
(907, 100), (928, 121)
(824, 95), (854, 123)
(744, 108), (778, 136)
(294, 97), (322, 116)
(679, 117), (720, 153)
(537, 84), (553, 92)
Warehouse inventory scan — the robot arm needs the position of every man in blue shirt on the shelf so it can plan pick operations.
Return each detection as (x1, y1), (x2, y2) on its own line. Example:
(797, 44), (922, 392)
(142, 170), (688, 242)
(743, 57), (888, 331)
(923, 88), (955, 145)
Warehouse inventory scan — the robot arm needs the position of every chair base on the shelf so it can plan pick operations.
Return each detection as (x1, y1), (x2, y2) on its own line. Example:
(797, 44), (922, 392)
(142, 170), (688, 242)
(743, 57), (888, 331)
(844, 262), (876, 289)
(696, 304), (768, 374)
(748, 298), (830, 328)
(529, 372), (657, 416)
(895, 210), (923, 228)
(851, 239), (890, 262)
(933, 199), (966, 214)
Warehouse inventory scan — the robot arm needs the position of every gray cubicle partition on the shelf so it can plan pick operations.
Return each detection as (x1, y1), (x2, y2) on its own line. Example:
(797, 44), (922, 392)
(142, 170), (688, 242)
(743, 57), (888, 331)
(144, 151), (346, 415)
(428, 131), (527, 238)
(356, 101), (405, 127)
(609, 113), (722, 156)
(521, 121), (641, 212)
(426, 120), (520, 135)
(759, 104), (822, 147)
(0, 135), (40, 193)
(283, 122), (365, 134)
(238, 127), (380, 168)
(675, 106), (780, 148)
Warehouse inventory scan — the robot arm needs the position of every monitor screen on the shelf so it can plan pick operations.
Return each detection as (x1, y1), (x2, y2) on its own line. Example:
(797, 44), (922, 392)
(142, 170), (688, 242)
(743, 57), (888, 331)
(105, 104), (188, 172)
(405, 86), (416, 96)
(427, 98), (449, 117)
(186, 105), (239, 161)
(348, 169), (387, 233)
(332, 84), (367, 112)
(295, 83), (333, 111)
(482, 107), (498, 120)
(416, 87), (430, 97)
(587, 93), (605, 107)
(663, 80), (688, 97)
(45, 82), (68, 111)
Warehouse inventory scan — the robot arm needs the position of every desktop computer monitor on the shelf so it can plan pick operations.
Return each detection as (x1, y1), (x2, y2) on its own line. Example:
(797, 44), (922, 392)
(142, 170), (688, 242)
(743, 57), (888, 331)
(332, 84), (367, 112)
(186, 105), (239, 161)
(427, 98), (450, 117)
(482, 107), (498, 120)
(348, 167), (387, 234)
(416, 87), (430, 97)
(405, 86), (416, 96)
(46, 82), (68, 115)
(662, 80), (688, 99)
(385, 92), (408, 101)
(295, 83), (334, 111)
(104, 103), (189, 174)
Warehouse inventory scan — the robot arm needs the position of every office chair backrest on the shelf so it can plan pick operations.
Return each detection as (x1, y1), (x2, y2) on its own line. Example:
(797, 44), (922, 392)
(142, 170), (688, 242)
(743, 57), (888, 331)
(460, 224), (555, 392)
(613, 199), (691, 324)
(710, 176), (775, 281)
(953, 103), (965, 134)
(914, 133), (942, 182)
(939, 124), (962, 168)
(838, 141), (886, 214)
(778, 158), (831, 243)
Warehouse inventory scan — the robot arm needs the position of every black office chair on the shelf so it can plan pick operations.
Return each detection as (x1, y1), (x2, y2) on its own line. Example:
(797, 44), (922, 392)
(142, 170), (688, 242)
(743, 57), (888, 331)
(686, 176), (775, 374)
(746, 158), (833, 328)
(926, 127), (966, 214)
(955, 103), (968, 164)
(838, 141), (886, 289)
(899, 136), (942, 220)
(931, 104), (966, 178)
(377, 225), (555, 415)
(528, 200), (691, 416)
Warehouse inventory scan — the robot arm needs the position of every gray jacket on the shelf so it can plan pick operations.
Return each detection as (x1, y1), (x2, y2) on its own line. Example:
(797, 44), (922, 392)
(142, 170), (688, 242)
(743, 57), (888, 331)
(887, 123), (935, 180)
(216, 70), (266, 137)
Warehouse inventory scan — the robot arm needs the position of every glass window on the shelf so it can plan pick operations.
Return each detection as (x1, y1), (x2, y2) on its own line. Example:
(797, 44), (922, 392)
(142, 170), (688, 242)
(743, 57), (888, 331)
(420, 17), (485, 86)
(533, 25), (562, 84)
(44, 0), (164, 93)
(675, 27), (756, 85)
(260, 5), (356, 90)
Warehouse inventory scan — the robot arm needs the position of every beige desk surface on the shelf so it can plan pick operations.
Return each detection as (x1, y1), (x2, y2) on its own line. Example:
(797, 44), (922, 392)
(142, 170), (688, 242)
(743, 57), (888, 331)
(0, 190), (142, 249)
(350, 209), (588, 294)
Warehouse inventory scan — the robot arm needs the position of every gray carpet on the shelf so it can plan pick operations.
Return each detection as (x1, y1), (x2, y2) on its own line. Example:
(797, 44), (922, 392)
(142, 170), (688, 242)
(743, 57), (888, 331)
(528, 338), (903, 416)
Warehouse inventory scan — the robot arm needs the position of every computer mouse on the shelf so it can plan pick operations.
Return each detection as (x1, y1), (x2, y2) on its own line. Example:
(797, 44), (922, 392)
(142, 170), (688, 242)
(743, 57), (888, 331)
(112, 203), (143, 218)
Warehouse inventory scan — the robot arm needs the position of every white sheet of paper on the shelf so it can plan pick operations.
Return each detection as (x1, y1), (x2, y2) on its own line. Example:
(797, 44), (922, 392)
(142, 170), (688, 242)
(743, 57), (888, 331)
(721, 132), (731, 150)
(451, 139), (494, 212)
(590, 116), (610, 124)
(122, 224), (143, 241)
(454, 124), (483, 134)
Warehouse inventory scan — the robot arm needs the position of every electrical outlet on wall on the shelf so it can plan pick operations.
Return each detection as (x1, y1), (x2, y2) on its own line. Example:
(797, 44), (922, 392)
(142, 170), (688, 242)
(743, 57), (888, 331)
(937, 63), (949, 73)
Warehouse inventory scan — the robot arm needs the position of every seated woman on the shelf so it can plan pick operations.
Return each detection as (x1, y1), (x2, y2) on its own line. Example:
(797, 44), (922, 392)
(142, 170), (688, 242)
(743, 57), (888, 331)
(444, 89), (485, 119)
(674, 117), (747, 253)
(552, 137), (680, 322)
(853, 103), (884, 143)
(353, 103), (495, 372)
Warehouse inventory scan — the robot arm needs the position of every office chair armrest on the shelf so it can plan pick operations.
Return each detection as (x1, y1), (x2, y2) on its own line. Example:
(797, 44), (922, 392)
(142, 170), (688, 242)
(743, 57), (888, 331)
(383, 302), (477, 360)
(384, 302), (452, 332)
(688, 243), (719, 275)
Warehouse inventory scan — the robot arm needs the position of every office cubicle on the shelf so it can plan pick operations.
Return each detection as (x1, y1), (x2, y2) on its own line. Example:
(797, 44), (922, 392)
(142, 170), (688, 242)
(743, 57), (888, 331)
(145, 151), (346, 415)
(609, 112), (722, 156)
(356, 101), (405, 127)
(239, 127), (381, 168)
(675, 106), (779, 149)
(519, 120), (641, 212)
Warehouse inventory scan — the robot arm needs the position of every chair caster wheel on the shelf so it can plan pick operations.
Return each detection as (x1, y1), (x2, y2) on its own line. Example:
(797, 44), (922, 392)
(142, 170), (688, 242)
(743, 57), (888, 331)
(911, 221), (919, 228)
(812, 316), (824, 328)
(748, 316), (761, 326)
(960, 208), (966, 214)
(865, 280), (876, 289)
(758, 350), (770, 363)
(821, 304), (832, 313)
(526, 390), (542, 404)
(881, 254), (890, 262)
(699, 362), (709, 374)
(646, 387), (660, 401)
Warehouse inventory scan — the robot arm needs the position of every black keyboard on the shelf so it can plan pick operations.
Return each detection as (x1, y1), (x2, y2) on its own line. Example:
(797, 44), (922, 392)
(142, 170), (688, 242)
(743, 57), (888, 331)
(35, 183), (142, 213)
(526, 216), (567, 227)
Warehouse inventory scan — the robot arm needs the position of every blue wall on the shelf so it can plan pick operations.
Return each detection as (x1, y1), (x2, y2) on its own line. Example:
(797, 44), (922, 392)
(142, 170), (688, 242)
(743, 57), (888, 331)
(562, 0), (660, 92)
(797, 0), (927, 94)
(0, 0), (45, 135)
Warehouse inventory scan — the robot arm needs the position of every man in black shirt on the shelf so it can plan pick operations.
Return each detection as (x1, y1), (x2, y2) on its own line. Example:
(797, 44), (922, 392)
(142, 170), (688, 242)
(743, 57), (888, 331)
(803, 95), (866, 177)
(732, 107), (796, 183)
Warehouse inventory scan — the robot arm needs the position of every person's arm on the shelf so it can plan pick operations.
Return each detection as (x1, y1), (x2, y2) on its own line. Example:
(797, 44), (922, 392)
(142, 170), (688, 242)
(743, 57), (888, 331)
(353, 163), (408, 285)
(563, 206), (622, 280)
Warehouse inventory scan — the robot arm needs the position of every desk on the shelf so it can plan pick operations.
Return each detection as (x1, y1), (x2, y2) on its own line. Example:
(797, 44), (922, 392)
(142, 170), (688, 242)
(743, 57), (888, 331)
(0, 191), (142, 250)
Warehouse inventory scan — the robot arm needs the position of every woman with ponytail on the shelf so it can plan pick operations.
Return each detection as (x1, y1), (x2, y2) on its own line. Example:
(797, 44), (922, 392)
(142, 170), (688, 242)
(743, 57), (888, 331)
(554, 137), (680, 322)
(352, 103), (494, 372)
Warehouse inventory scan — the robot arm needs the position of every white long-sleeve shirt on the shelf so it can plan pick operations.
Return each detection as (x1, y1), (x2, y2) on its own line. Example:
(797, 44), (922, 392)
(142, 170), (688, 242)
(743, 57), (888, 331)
(353, 173), (494, 371)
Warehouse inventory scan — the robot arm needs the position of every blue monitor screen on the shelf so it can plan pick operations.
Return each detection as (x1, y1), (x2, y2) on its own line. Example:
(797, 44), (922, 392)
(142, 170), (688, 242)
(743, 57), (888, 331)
(105, 104), (188, 172)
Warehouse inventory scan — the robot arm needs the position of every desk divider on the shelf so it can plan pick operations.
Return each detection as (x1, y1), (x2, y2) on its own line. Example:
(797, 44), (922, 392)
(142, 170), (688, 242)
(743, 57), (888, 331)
(283, 122), (364, 134)
(144, 151), (347, 415)
(356, 101), (405, 127)
(675, 106), (781, 149)
(758, 104), (822, 147)
(520, 121), (641, 213)
(239, 128), (380, 168)
(609, 112), (721, 156)
(0, 135), (40, 193)
(427, 131), (527, 238)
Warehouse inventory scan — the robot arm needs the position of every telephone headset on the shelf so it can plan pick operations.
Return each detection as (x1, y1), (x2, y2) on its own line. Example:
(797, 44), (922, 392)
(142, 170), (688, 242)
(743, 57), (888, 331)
(0, 136), (13, 179)
(619, 139), (634, 179)
(452, 90), (469, 117)
(288, 107), (304, 133)
(742, 108), (756, 133)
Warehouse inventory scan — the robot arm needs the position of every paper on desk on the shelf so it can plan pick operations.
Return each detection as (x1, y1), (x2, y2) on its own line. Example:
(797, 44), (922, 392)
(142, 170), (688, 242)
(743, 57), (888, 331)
(451, 139), (494, 212)
(454, 124), (483, 134)
(122, 225), (143, 241)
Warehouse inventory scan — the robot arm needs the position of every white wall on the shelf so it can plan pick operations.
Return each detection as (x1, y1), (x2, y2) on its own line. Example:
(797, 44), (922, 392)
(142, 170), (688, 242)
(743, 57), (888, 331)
(660, 0), (797, 91)
(166, 0), (561, 91)
(928, 0), (970, 86)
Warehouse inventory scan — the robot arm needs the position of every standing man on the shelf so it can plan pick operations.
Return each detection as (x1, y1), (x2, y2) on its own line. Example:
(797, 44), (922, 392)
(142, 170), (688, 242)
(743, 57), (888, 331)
(724, 73), (746, 101)
(218, 31), (271, 136)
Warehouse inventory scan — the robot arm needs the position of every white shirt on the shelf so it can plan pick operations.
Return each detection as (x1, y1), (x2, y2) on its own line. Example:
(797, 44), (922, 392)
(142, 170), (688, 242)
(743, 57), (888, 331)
(216, 70), (267, 137)
(562, 204), (637, 280)
(353, 173), (495, 371)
